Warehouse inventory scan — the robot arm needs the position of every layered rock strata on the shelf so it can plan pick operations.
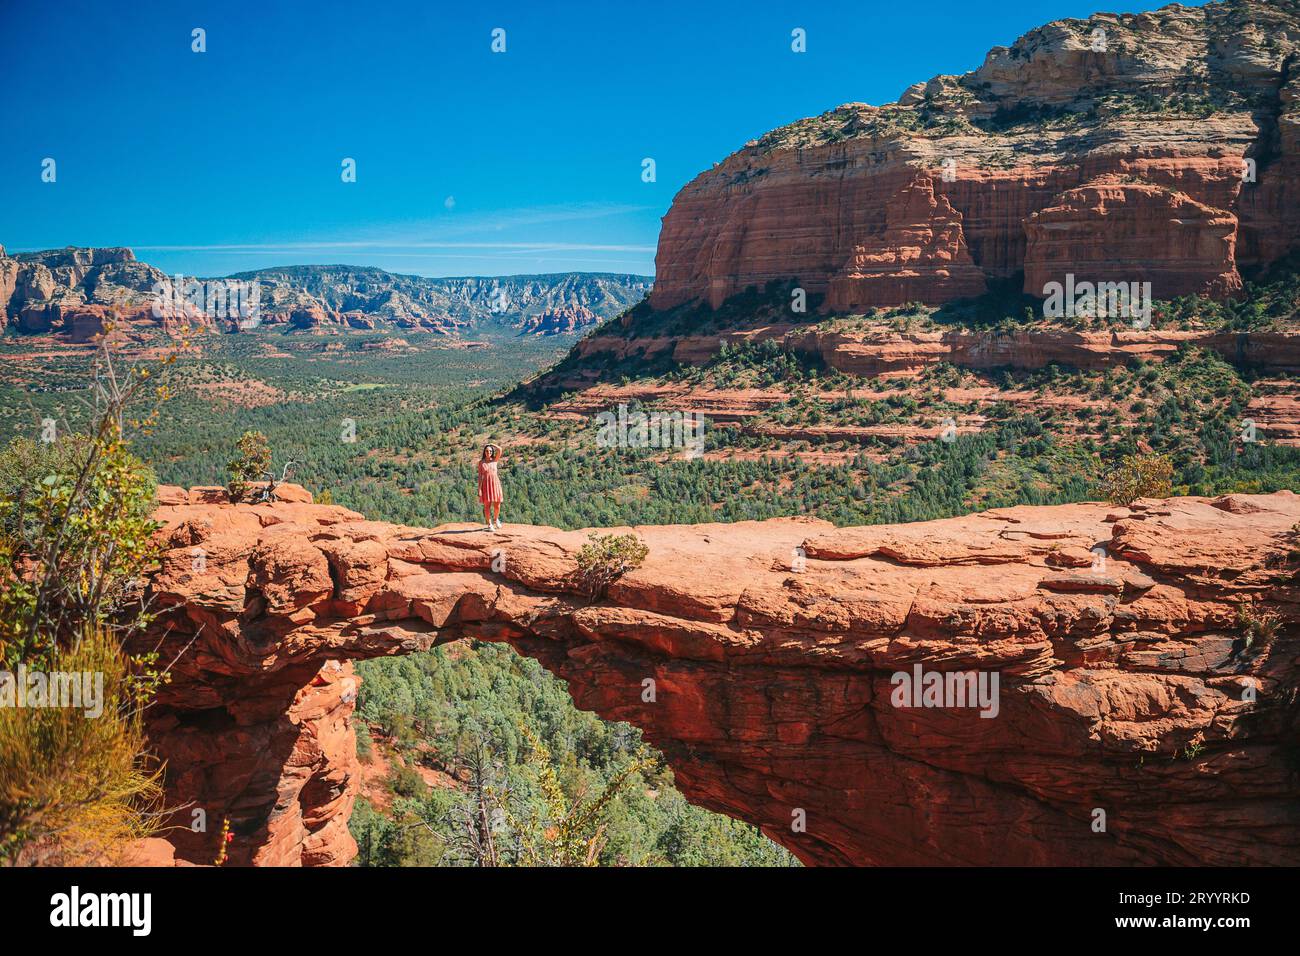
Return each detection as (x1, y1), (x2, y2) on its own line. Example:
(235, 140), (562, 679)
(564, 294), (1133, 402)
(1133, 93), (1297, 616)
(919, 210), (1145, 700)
(651, 1), (1300, 312)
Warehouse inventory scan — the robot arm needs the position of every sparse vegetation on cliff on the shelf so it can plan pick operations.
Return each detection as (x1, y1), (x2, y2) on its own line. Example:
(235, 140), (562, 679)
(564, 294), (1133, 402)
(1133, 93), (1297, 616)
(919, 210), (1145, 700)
(576, 533), (650, 599)
(226, 429), (272, 503)
(0, 343), (173, 864)
(1236, 604), (1282, 653)
(1104, 452), (1175, 506)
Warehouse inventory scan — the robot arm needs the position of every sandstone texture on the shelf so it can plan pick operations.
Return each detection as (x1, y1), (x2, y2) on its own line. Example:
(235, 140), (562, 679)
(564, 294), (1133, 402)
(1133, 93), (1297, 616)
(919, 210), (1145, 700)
(650, 0), (1300, 311)
(137, 489), (1300, 866)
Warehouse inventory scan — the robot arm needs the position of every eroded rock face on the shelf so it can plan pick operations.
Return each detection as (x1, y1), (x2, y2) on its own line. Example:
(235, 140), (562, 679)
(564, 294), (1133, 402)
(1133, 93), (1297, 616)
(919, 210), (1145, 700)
(137, 488), (1300, 866)
(1023, 176), (1243, 298)
(518, 304), (601, 336)
(827, 177), (988, 310)
(650, 1), (1300, 312)
(0, 247), (170, 337)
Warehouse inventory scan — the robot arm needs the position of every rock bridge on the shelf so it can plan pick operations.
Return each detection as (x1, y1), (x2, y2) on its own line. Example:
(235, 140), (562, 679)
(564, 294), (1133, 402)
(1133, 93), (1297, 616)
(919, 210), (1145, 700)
(137, 485), (1300, 866)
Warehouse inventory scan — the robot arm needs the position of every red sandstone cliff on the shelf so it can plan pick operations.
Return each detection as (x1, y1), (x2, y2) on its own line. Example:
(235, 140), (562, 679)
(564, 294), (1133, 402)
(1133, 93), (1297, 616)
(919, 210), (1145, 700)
(136, 487), (1300, 867)
(650, 1), (1300, 312)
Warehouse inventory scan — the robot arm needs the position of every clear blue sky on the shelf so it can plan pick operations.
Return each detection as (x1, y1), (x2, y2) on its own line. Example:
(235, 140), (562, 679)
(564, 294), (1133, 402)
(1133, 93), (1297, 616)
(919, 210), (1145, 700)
(0, 0), (1208, 279)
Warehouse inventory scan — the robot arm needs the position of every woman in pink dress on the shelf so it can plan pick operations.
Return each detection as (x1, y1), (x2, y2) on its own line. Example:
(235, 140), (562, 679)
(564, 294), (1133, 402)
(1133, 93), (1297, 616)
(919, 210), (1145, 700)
(477, 443), (504, 530)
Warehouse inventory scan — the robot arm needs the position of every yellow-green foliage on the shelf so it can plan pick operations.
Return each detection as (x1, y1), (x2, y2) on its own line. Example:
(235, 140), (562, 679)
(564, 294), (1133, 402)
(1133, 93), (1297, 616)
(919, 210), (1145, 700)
(575, 532), (649, 598)
(0, 625), (164, 865)
(496, 723), (653, 867)
(0, 431), (160, 670)
(1104, 452), (1174, 506)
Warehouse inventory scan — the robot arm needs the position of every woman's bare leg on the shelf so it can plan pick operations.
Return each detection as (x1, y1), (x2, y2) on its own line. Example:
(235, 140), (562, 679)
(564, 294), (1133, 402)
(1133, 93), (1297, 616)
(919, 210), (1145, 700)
(492, 503), (502, 527)
(482, 504), (492, 529)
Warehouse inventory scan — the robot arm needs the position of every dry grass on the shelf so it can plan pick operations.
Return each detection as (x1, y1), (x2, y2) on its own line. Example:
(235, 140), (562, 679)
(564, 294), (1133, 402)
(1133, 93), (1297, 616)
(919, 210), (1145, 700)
(0, 626), (165, 865)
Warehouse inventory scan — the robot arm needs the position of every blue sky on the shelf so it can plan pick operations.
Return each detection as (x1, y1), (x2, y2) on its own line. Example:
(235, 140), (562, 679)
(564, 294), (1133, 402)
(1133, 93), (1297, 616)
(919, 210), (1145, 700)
(0, 0), (1208, 279)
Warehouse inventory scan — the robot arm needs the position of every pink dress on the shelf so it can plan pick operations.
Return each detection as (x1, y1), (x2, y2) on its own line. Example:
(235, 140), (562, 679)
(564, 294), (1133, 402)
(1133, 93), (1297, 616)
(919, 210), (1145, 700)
(477, 459), (502, 504)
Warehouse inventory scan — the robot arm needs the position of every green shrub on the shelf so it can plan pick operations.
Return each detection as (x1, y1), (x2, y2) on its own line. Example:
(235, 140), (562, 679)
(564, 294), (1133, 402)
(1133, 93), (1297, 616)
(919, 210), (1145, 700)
(575, 533), (649, 598)
(0, 426), (160, 667)
(389, 763), (426, 799)
(0, 343), (171, 863)
(1104, 453), (1174, 506)
(1236, 605), (1281, 652)
(226, 429), (271, 502)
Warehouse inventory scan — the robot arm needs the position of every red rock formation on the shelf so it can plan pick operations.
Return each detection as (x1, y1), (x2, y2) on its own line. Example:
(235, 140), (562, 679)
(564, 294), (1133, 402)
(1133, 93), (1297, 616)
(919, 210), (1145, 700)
(8, 301), (164, 341)
(784, 326), (1281, 376)
(1023, 176), (1242, 298)
(518, 304), (600, 336)
(0, 247), (172, 336)
(827, 177), (988, 310)
(1238, 65), (1300, 266)
(287, 304), (330, 330)
(137, 487), (1300, 867)
(649, 1), (1300, 313)
(1247, 391), (1300, 445)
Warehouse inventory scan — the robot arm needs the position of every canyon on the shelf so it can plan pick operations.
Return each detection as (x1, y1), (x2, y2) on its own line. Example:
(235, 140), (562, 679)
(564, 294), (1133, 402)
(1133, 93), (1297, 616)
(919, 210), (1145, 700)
(136, 485), (1300, 867)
